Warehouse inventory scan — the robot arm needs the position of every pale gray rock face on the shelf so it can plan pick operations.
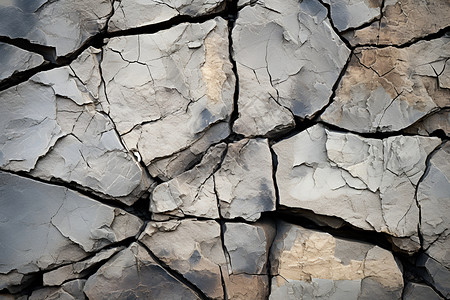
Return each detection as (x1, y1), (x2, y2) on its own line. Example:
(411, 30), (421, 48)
(108, 0), (226, 32)
(322, 38), (450, 133)
(150, 143), (226, 219)
(403, 282), (443, 300)
(84, 243), (200, 300)
(0, 171), (142, 290)
(0, 47), (151, 205)
(139, 220), (227, 299)
(0, 42), (45, 82)
(269, 222), (404, 299)
(102, 18), (235, 175)
(343, 0), (450, 46)
(223, 221), (275, 275)
(215, 138), (276, 221)
(323, 0), (382, 31)
(0, 0), (112, 57)
(232, 0), (350, 137)
(29, 280), (87, 300)
(273, 124), (440, 242)
(417, 254), (450, 298)
(418, 143), (450, 268)
(43, 247), (124, 286)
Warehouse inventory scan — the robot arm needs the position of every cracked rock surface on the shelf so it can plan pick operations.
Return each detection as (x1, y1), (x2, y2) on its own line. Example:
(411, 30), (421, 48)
(0, 0), (449, 299)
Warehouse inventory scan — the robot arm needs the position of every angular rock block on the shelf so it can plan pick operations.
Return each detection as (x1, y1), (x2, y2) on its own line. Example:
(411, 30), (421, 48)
(322, 37), (450, 133)
(215, 138), (276, 221)
(269, 221), (404, 299)
(0, 47), (151, 205)
(102, 18), (235, 178)
(0, 0), (113, 57)
(0, 171), (142, 291)
(232, 0), (350, 137)
(84, 243), (201, 300)
(418, 143), (450, 268)
(272, 124), (440, 246)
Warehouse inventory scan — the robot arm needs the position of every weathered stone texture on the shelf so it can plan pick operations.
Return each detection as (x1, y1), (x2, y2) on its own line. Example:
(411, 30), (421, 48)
(232, 0), (350, 137)
(269, 222), (404, 299)
(0, 0), (113, 57)
(0, 172), (142, 292)
(343, 0), (450, 46)
(322, 37), (450, 133)
(273, 124), (440, 242)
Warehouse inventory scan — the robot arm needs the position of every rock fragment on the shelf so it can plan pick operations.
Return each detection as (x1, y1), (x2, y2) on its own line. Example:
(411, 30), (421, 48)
(223, 221), (275, 299)
(272, 124), (440, 244)
(29, 280), (87, 300)
(43, 247), (124, 286)
(108, 0), (226, 32)
(139, 220), (227, 299)
(0, 0), (112, 57)
(418, 143), (450, 268)
(405, 109), (450, 137)
(102, 18), (234, 174)
(322, 0), (382, 32)
(150, 143), (226, 219)
(322, 38), (450, 133)
(0, 47), (151, 205)
(343, 0), (450, 46)
(269, 222), (404, 299)
(417, 254), (450, 299)
(403, 282), (443, 300)
(0, 171), (142, 292)
(232, 0), (350, 137)
(214, 138), (276, 221)
(83, 243), (200, 300)
(0, 42), (45, 82)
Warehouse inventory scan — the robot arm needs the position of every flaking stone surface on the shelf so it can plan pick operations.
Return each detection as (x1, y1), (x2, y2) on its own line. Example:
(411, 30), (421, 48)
(0, 47), (152, 205)
(0, 0), (113, 57)
(108, 0), (226, 32)
(272, 124), (440, 242)
(102, 18), (235, 177)
(232, 0), (350, 137)
(322, 37), (450, 133)
(343, 0), (450, 46)
(269, 222), (404, 299)
(0, 171), (142, 291)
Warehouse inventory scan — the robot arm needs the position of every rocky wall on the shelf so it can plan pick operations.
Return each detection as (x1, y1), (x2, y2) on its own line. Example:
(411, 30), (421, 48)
(0, 0), (449, 299)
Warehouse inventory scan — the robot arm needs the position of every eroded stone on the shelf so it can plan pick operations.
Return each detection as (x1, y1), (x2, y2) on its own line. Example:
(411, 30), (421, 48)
(343, 0), (450, 46)
(108, 0), (226, 32)
(0, 171), (142, 291)
(269, 221), (403, 299)
(232, 0), (350, 137)
(139, 220), (227, 299)
(0, 0), (112, 57)
(84, 243), (200, 300)
(214, 138), (276, 221)
(272, 124), (440, 243)
(102, 18), (234, 174)
(322, 38), (450, 133)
